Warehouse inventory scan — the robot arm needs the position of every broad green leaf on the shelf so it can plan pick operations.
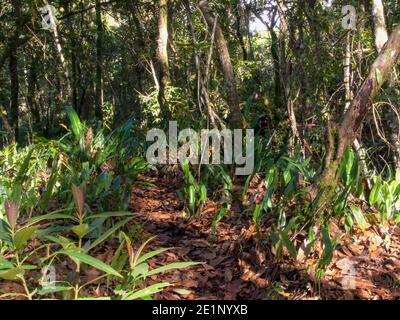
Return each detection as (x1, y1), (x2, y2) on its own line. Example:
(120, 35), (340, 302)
(14, 226), (38, 250)
(281, 231), (297, 259)
(65, 106), (83, 141)
(38, 286), (72, 295)
(15, 148), (34, 184)
(44, 235), (76, 250)
(350, 204), (367, 231)
(136, 248), (170, 265)
(21, 264), (37, 270)
(252, 204), (263, 223)
(0, 256), (14, 270)
(86, 211), (136, 220)
(25, 213), (74, 228)
(199, 184), (207, 202)
(283, 170), (291, 185)
(0, 267), (24, 280)
(40, 156), (59, 211)
(188, 185), (196, 214)
(88, 217), (132, 250)
(345, 211), (354, 232)
(369, 182), (381, 206)
(59, 250), (122, 278)
(319, 228), (334, 268)
(72, 223), (89, 239)
(122, 282), (170, 300)
(131, 262), (149, 279)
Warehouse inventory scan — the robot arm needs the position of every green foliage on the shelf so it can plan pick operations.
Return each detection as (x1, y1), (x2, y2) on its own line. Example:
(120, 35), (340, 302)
(113, 233), (200, 300)
(368, 170), (400, 222)
(181, 161), (208, 217)
(333, 147), (363, 215)
(245, 146), (315, 226)
(0, 108), (198, 300)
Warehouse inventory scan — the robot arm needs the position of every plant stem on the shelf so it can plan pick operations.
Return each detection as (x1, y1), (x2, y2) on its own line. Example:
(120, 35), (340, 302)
(16, 253), (32, 300)
(74, 238), (82, 300)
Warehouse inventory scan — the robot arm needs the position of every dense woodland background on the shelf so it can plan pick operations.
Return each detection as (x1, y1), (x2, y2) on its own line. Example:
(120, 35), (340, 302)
(0, 0), (399, 300)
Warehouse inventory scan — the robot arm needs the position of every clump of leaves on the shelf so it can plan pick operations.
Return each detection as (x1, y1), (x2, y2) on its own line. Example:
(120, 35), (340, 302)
(181, 161), (207, 217)
(113, 233), (200, 300)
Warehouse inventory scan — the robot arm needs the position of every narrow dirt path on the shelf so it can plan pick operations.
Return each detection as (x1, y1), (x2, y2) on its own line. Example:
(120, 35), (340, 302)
(129, 171), (400, 300)
(129, 171), (270, 300)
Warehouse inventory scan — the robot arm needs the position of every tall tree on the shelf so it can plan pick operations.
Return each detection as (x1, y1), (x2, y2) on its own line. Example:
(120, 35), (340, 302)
(9, 0), (20, 143)
(372, 0), (389, 53)
(156, 0), (171, 120)
(198, 0), (245, 128)
(370, 0), (400, 168)
(95, 0), (104, 120)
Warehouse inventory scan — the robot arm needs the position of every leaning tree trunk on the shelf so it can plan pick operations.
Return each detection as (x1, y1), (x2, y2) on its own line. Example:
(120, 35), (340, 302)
(320, 25), (400, 188)
(156, 0), (171, 121)
(198, 0), (245, 129)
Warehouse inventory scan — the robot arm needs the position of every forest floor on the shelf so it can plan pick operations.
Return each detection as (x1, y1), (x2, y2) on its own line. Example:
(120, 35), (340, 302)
(130, 169), (400, 300)
(1, 168), (399, 300)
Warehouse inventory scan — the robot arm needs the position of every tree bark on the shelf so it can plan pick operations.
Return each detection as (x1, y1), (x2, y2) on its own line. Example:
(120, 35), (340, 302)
(156, 0), (171, 121)
(372, 0), (388, 53)
(95, 0), (104, 120)
(234, 1), (248, 61)
(321, 25), (400, 185)
(27, 54), (41, 129)
(370, 0), (400, 168)
(198, 0), (245, 129)
(9, 0), (20, 143)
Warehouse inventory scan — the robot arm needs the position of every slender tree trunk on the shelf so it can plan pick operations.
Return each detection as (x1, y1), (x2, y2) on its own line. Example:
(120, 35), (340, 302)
(276, 0), (300, 156)
(9, 0), (20, 143)
(270, 27), (283, 109)
(43, 0), (72, 117)
(371, 0), (400, 168)
(343, 31), (372, 186)
(95, 0), (104, 120)
(243, 3), (254, 61)
(344, 32), (353, 110)
(198, 0), (245, 128)
(234, 1), (248, 61)
(27, 54), (41, 129)
(372, 0), (388, 53)
(183, 0), (219, 128)
(156, 0), (171, 120)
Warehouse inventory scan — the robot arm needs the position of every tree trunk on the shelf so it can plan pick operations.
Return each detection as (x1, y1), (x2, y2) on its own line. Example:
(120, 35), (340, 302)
(9, 0), (20, 143)
(27, 54), (41, 129)
(234, 1), (248, 61)
(95, 0), (104, 120)
(156, 0), (171, 120)
(198, 0), (245, 129)
(320, 25), (400, 186)
(372, 0), (388, 53)
(371, 0), (400, 168)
